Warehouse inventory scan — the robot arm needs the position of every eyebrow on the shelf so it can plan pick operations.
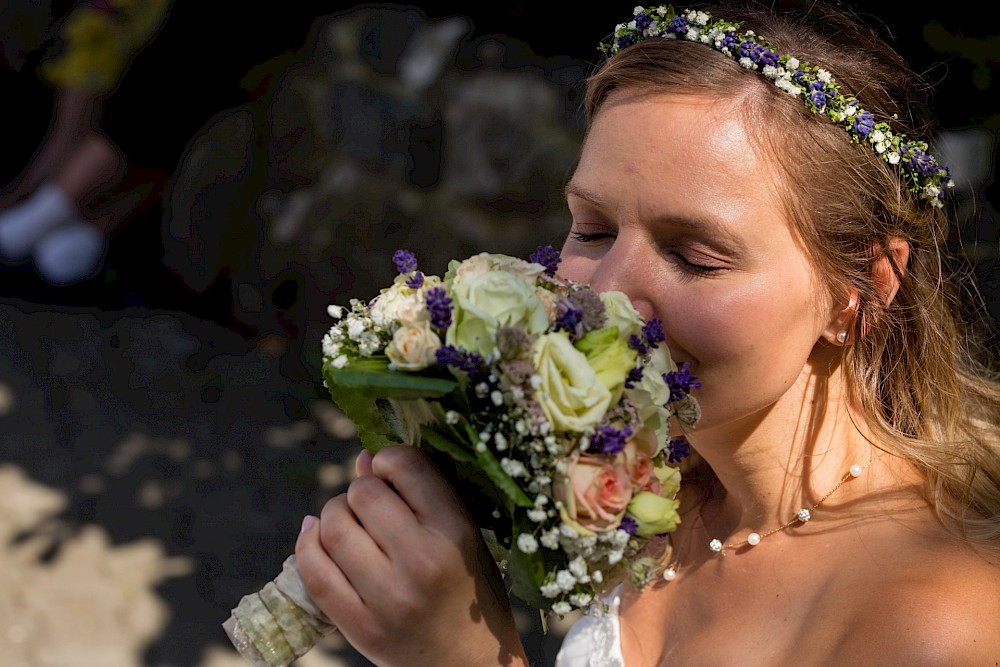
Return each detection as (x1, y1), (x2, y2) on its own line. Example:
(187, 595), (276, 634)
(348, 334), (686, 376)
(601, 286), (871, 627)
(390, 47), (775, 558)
(564, 181), (747, 254)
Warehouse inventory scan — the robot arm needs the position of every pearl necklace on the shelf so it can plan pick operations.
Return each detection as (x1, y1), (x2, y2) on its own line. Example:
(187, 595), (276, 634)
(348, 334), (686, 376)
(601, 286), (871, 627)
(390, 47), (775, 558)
(659, 456), (878, 581)
(707, 458), (877, 554)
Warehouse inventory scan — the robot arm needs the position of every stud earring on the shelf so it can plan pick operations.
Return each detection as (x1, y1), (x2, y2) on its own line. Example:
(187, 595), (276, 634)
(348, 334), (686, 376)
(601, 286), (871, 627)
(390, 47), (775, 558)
(836, 330), (848, 344)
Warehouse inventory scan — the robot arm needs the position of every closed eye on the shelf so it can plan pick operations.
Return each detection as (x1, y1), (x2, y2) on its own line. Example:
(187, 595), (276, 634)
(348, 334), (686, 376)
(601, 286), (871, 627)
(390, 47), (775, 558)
(671, 251), (725, 276)
(569, 231), (615, 243)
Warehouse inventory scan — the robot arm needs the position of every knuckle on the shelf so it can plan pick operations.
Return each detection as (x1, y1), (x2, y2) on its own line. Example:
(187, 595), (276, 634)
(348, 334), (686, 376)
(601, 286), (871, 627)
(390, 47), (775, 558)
(345, 475), (383, 510)
(373, 444), (422, 474)
(297, 558), (332, 601)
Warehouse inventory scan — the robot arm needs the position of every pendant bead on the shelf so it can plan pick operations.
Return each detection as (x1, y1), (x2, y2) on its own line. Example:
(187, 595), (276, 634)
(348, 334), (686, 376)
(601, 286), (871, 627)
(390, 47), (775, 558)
(747, 532), (761, 546)
(849, 464), (863, 477)
(709, 539), (723, 552)
(797, 508), (811, 522)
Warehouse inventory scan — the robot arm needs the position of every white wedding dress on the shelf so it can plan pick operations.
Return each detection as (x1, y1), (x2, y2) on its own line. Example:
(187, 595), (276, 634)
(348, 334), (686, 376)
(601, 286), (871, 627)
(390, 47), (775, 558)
(554, 587), (626, 667)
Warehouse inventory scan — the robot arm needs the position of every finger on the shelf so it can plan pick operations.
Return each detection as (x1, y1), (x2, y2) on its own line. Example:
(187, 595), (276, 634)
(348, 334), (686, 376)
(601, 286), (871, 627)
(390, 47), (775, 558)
(369, 446), (469, 530)
(345, 473), (427, 559)
(295, 511), (367, 628)
(354, 449), (374, 477)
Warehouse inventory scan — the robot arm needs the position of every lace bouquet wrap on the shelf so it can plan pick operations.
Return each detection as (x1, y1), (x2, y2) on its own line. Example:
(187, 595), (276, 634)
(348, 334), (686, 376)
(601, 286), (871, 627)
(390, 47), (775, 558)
(225, 247), (700, 666)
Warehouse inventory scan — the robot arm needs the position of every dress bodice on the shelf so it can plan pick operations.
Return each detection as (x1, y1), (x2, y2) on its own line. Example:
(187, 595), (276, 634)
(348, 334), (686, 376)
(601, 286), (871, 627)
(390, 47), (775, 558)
(554, 587), (625, 667)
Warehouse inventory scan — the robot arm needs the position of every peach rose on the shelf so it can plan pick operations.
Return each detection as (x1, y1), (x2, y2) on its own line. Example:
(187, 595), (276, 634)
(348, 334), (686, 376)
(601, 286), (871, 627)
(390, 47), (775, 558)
(385, 321), (442, 371)
(623, 427), (659, 490)
(556, 452), (634, 534)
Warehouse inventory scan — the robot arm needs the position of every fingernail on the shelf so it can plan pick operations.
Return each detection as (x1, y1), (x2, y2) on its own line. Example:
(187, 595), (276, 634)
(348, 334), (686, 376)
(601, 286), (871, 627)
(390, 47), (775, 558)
(300, 515), (316, 533)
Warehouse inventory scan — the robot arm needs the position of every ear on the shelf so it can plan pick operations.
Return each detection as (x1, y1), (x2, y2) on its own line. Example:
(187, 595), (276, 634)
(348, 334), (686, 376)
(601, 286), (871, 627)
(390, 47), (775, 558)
(872, 237), (909, 308)
(822, 286), (859, 346)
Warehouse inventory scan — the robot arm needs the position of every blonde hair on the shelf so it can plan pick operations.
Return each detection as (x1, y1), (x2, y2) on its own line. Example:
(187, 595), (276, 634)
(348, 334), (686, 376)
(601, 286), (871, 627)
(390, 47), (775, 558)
(585, 2), (1000, 543)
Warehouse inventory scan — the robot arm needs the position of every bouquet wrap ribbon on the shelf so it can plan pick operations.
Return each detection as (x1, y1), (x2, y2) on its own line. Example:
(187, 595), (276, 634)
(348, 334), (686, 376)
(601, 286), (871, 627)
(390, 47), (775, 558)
(223, 556), (336, 667)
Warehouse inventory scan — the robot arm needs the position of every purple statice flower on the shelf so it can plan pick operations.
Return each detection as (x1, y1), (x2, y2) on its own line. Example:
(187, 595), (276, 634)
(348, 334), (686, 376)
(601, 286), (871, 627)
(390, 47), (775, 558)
(667, 15), (689, 34)
(426, 286), (452, 330)
(435, 345), (485, 379)
(757, 47), (779, 67)
(908, 150), (938, 178)
(587, 424), (632, 455)
(634, 10), (653, 33)
(718, 31), (738, 51)
(741, 44), (778, 67)
(392, 249), (418, 274)
(667, 437), (691, 464)
(572, 288), (607, 333)
(406, 271), (425, 289)
(624, 365), (644, 390)
(618, 515), (639, 535)
(792, 69), (808, 87)
(554, 300), (584, 339)
(853, 110), (875, 137)
(663, 361), (701, 403)
(629, 333), (648, 356)
(642, 319), (666, 348)
(808, 81), (827, 110)
(529, 245), (561, 275)
(616, 33), (637, 50)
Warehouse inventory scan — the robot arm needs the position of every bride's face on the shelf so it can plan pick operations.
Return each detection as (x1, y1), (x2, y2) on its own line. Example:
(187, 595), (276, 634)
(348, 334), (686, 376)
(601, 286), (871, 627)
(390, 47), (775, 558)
(559, 91), (840, 434)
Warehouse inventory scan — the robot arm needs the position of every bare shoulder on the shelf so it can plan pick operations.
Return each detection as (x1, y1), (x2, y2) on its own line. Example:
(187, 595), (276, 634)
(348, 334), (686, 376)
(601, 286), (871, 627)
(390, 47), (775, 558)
(834, 531), (1000, 665)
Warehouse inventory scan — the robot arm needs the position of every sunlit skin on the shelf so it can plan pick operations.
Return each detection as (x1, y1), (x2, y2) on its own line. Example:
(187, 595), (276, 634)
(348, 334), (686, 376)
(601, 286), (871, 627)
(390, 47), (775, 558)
(293, 89), (1000, 667)
(555, 89), (1000, 666)
(559, 90), (867, 532)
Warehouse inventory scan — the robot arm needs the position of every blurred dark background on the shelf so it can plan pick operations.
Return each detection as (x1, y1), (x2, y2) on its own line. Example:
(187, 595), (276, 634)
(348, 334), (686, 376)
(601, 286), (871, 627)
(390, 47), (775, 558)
(0, 2), (995, 666)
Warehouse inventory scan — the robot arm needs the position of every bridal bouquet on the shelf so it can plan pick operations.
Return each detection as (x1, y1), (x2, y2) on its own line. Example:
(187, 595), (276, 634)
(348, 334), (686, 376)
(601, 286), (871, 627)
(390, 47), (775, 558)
(224, 247), (700, 666)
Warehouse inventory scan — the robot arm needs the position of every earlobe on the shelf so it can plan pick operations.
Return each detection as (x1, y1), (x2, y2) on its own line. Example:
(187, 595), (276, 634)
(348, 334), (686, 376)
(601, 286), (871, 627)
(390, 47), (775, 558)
(822, 287), (859, 346)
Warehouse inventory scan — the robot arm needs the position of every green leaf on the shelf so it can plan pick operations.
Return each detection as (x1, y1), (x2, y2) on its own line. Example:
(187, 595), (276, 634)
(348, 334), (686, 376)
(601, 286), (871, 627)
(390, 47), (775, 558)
(473, 445), (533, 509)
(324, 382), (400, 453)
(323, 357), (456, 400)
(506, 540), (558, 610)
(420, 425), (476, 464)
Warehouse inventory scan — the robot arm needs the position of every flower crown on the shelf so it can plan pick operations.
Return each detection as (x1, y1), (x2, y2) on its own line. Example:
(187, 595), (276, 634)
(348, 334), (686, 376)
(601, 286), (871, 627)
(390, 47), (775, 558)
(602, 6), (954, 208)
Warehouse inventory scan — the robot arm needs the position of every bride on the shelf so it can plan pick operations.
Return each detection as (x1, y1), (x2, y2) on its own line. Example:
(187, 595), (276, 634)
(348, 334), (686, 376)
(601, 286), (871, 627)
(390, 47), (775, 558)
(295, 3), (1000, 664)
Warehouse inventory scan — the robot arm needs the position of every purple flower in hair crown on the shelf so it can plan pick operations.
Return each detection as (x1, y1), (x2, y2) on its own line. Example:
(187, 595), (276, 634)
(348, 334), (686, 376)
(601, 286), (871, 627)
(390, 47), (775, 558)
(601, 5), (954, 208)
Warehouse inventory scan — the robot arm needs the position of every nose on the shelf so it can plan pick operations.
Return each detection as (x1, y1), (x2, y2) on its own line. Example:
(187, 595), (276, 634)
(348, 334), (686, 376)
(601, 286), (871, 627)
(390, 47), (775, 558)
(588, 235), (656, 322)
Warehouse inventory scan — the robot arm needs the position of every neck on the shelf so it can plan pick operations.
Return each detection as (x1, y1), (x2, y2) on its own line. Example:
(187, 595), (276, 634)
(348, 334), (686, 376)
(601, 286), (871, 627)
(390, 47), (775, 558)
(684, 360), (881, 544)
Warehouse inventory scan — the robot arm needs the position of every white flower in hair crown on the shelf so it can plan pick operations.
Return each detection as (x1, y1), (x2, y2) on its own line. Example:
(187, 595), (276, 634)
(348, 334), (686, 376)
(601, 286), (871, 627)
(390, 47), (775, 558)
(604, 5), (954, 208)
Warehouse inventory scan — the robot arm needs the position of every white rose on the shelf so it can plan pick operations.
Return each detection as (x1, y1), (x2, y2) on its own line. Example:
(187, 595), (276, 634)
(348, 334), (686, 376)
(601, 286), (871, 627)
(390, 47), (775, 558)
(386, 321), (442, 371)
(447, 252), (545, 288)
(369, 276), (443, 327)
(626, 346), (676, 443)
(532, 332), (612, 433)
(447, 269), (549, 357)
(599, 291), (644, 343)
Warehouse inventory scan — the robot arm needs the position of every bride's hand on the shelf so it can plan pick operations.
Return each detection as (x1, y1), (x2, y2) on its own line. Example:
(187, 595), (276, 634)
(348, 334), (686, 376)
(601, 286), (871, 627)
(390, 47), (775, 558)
(295, 445), (529, 667)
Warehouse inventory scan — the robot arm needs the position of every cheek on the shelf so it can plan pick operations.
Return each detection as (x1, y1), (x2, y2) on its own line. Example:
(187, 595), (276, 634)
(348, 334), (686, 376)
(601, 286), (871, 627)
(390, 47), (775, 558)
(663, 275), (824, 418)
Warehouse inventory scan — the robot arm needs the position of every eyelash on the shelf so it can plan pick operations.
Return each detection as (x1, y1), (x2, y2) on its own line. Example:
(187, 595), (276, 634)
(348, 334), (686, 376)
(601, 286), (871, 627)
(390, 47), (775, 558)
(569, 231), (724, 276)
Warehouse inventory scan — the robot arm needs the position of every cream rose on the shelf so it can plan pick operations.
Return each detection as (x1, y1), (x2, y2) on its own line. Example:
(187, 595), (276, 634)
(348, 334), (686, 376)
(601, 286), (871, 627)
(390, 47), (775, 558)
(555, 451), (633, 534)
(447, 252), (546, 286)
(532, 332), (612, 433)
(575, 327), (637, 405)
(626, 345), (676, 443)
(447, 270), (549, 357)
(626, 491), (680, 536)
(386, 321), (442, 371)
(369, 275), (443, 327)
(599, 291), (644, 343)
